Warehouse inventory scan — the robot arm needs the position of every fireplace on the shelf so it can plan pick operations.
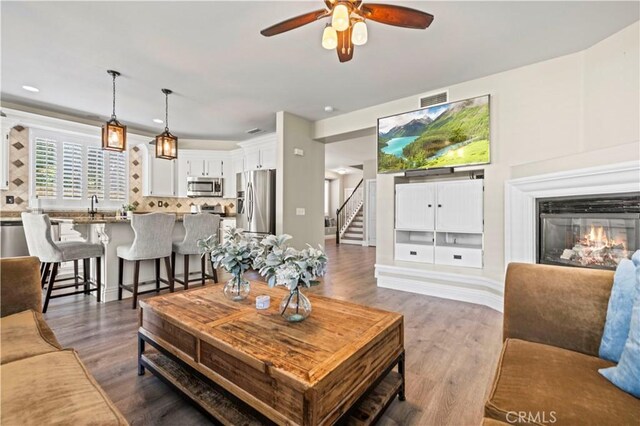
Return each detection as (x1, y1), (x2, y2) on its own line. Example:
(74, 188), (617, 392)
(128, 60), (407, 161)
(537, 194), (640, 270)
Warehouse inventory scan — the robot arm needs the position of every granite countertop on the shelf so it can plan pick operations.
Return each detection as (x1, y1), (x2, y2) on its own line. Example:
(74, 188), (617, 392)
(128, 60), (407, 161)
(1, 212), (236, 225)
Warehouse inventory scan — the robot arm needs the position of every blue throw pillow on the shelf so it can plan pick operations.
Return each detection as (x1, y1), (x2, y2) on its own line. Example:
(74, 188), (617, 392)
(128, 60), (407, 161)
(599, 282), (640, 398)
(632, 249), (640, 267)
(599, 258), (638, 362)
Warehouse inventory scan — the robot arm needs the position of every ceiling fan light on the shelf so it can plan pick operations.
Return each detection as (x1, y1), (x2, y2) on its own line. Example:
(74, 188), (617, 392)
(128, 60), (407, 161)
(322, 25), (338, 50)
(352, 21), (368, 46)
(331, 4), (350, 32)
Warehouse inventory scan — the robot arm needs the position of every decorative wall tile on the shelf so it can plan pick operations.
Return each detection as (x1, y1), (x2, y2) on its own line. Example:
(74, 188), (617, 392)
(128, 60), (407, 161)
(1, 128), (30, 212)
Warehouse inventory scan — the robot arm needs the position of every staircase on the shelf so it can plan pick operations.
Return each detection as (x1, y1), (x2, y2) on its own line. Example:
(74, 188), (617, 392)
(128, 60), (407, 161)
(340, 206), (364, 245)
(336, 179), (364, 245)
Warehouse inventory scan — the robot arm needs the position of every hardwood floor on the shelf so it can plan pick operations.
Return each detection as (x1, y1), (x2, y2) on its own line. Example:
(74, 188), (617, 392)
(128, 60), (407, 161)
(44, 243), (503, 426)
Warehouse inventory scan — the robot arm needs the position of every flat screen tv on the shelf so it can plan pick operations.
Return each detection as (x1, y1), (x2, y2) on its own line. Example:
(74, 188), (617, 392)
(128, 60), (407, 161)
(377, 95), (490, 173)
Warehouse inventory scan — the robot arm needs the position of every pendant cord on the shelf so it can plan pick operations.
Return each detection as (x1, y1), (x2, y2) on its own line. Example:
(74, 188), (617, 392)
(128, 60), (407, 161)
(164, 92), (169, 131)
(111, 73), (117, 120)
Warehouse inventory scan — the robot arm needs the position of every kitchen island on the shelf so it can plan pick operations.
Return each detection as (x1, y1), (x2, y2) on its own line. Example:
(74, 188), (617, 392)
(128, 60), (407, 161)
(1, 214), (236, 303)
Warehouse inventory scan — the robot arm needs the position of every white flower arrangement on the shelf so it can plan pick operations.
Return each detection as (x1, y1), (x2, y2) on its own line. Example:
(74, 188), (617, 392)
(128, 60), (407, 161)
(198, 228), (254, 280)
(252, 234), (328, 292)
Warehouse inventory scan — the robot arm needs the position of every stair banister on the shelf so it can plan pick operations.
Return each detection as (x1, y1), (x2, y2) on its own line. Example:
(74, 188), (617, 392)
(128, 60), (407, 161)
(336, 178), (364, 244)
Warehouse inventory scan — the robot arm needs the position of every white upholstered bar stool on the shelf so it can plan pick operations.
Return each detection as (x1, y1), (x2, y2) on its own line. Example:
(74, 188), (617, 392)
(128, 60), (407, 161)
(117, 213), (176, 309)
(21, 213), (103, 313)
(172, 213), (219, 289)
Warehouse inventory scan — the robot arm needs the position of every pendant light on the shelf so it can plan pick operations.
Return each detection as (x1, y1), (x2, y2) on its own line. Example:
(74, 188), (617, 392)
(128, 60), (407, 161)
(101, 70), (127, 152)
(155, 89), (178, 160)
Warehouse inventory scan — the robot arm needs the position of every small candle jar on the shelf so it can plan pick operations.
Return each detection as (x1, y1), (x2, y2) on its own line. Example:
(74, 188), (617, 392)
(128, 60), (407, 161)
(256, 295), (270, 310)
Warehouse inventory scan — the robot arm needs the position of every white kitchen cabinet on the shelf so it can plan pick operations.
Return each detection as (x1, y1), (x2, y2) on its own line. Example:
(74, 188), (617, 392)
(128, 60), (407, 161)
(232, 153), (244, 176)
(238, 134), (277, 171)
(244, 149), (261, 171)
(222, 158), (235, 198)
(395, 183), (436, 231)
(260, 145), (277, 169)
(176, 157), (190, 197)
(206, 158), (224, 177)
(435, 180), (483, 233)
(141, 144), (176, 197)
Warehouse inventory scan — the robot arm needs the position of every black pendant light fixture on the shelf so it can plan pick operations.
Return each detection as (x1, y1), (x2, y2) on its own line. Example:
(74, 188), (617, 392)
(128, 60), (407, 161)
(155, 88), (177, 160)
(101, 70), (127, 152)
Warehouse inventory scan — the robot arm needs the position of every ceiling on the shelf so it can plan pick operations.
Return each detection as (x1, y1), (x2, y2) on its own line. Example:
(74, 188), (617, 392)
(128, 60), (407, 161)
(1, 1), (638, 140)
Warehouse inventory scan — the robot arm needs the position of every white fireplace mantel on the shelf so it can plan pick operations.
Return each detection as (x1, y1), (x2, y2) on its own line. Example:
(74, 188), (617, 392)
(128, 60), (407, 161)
(505, 161), (640, 265)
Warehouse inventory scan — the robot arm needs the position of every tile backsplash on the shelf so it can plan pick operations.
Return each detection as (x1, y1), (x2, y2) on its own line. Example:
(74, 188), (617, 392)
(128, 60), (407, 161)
(0, 127), (30, 213)
(0, 126), (235, 215)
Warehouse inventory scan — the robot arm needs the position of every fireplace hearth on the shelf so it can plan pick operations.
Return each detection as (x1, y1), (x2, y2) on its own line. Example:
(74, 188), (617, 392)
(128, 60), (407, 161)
(537, 194), (640, 270)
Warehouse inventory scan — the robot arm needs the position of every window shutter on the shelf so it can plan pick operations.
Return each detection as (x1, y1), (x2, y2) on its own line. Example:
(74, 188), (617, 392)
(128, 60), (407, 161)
(87, 147), (105, 199)
(34, 138), (58, 199)
(62, 142), (83, 200)
(108, 152), (127, 201)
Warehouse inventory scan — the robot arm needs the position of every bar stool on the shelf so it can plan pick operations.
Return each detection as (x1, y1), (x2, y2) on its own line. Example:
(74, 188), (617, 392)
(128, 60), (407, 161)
(117, 213), (176, 309)
(172, 213), (219, 289)
(21, 213), (103, 313)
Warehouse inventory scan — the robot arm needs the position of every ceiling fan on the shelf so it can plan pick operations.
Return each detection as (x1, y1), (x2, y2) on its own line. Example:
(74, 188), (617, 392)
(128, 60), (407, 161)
(260, 0), (434, 63)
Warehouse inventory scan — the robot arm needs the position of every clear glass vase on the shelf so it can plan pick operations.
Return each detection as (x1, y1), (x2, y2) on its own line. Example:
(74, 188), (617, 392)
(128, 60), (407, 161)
(279, 287), (312, 322)
(223, 274), (250, 301)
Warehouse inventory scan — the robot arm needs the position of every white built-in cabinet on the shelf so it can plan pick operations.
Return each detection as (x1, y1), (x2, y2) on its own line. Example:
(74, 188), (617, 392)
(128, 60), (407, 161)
(395, 179), (484, 268)
(140, 144), (177, 197)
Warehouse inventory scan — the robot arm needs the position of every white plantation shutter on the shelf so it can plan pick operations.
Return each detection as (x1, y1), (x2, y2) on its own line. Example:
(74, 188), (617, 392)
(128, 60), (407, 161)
(108, 152), (127, 201)
(87, 147), (105, 199)
(62, 142), (83, 199)
(34, 138), (58, 198)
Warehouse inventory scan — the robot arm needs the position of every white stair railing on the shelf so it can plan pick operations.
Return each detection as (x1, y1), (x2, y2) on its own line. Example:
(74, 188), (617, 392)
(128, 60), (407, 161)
(336, 180), (363, 243)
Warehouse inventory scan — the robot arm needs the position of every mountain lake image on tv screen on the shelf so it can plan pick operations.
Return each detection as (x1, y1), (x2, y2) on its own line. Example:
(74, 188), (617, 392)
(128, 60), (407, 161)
(377, 95), (490, 173)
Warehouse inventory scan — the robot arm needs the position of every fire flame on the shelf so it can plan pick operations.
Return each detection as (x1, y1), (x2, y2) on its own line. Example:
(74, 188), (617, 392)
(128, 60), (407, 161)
(582, 225), (625, 251)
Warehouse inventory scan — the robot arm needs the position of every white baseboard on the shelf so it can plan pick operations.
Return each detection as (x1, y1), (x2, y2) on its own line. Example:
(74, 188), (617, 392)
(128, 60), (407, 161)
(375, 264), (504, 312)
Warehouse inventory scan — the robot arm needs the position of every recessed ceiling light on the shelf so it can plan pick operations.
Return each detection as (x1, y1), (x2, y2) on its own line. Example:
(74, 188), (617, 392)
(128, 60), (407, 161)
(22, 85), (39, 93)
(153, 118), (164, 124)
(337, 168), (348, 175)
(324, 106), (334, 113)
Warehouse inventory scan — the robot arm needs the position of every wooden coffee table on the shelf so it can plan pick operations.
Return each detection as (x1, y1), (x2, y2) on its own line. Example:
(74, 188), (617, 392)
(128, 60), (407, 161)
(137, 282), (405, 425)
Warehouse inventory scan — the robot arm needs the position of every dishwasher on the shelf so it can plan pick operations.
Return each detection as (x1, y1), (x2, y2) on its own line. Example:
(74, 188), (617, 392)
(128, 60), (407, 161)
(0, 221), (30, 258)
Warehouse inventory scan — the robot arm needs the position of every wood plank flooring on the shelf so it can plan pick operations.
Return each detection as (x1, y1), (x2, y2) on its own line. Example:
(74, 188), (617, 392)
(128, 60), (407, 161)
(44, 243), (503, 426)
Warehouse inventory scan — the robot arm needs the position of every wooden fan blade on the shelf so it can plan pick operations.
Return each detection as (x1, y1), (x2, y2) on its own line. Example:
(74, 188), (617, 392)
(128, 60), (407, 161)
(260, 9), (329, 37)
(336, 27), (354, 63)
(360, 3), (434, 29)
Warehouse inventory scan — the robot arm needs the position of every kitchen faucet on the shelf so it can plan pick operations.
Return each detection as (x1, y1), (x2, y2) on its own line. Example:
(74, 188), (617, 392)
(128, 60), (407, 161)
(88, 195), (99, 218)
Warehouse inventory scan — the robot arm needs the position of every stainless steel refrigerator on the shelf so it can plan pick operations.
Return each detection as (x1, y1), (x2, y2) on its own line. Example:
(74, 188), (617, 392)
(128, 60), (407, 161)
(236, 169), (276, 236)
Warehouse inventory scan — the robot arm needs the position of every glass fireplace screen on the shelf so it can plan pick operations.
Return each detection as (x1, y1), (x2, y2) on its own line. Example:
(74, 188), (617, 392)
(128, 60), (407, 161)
(539, 214), (639, 270)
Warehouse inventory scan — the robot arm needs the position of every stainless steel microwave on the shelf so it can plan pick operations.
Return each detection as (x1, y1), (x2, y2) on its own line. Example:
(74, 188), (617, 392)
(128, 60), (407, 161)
(187, 176), (223, 197)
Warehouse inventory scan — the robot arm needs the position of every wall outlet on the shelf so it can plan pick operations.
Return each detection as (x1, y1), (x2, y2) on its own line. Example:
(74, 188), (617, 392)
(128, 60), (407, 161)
(294, 148), (304, 156)
(5, 195), (14, 204)
(296, 208), (305, 216)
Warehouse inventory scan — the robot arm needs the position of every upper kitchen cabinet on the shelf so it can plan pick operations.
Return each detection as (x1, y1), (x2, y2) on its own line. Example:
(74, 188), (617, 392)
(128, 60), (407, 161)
(238, 133), (277, 171)
(140, 144), (177, 197)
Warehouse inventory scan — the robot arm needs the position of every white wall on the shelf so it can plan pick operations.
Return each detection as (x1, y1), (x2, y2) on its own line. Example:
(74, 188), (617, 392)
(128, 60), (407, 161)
(313, 21), (640, 279)
(276, 111), (325, 249)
